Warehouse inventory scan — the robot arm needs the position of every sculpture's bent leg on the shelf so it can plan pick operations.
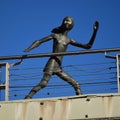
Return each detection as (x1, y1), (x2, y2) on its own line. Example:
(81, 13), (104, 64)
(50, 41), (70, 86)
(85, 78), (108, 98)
(56, 71), (82, 95)
(24, 73), (51, 99)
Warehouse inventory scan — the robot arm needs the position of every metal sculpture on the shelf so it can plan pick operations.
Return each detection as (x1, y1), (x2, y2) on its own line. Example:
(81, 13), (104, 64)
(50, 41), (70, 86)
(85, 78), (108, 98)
(24, 16), (99, 99)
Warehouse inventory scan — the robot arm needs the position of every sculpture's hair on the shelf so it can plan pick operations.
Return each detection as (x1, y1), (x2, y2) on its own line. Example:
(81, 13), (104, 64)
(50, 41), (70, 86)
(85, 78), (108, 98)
(51, 16), (74, 33)
(51, 26), (62, 33)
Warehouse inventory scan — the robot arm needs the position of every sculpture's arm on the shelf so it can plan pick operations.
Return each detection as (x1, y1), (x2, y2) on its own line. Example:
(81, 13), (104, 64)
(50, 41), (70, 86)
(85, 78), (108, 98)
(23, 34), (53, 52)
(70, 21), (99, 49)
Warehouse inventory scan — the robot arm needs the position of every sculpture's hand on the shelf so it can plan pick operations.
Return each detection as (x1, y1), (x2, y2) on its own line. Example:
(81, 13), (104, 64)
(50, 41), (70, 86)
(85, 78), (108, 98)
(23, 48), (30, 52)
(94, 21), (99, 31)
(23, 40), (41, 52)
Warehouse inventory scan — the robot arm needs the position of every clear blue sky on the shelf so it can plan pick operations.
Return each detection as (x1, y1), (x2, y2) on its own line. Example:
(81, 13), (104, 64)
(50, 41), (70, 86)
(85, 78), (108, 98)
(0, 0), (120, 55)
(0, 0), (120, 100)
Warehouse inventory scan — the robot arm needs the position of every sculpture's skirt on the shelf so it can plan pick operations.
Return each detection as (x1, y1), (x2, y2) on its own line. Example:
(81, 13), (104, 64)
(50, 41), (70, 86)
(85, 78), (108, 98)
(43, 57), (62, 74)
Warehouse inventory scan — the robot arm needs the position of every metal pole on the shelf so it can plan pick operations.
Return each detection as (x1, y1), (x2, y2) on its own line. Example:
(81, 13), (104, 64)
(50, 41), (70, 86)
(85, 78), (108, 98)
(116, 55), (120, 93)
(0, 48), (120, 60)
(5, 63), (9, 101)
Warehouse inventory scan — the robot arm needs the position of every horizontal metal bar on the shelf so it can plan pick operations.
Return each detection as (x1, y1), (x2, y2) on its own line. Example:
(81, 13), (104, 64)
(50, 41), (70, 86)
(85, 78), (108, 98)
(0, 84), (5, 90)
(0, 48), (120, 60)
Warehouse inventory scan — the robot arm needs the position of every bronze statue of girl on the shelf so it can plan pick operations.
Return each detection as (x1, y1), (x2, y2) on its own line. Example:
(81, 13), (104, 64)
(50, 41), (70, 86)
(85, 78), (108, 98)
(24, 16), (99, 99)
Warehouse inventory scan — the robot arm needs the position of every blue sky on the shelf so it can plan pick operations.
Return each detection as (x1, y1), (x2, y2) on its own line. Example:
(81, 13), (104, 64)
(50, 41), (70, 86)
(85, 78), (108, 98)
(0, 0), (120, 100)
(0, 0), (120, 55)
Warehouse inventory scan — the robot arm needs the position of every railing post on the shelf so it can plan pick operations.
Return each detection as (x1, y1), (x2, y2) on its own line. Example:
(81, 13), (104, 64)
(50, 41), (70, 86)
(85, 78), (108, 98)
(116, 55), (120, 93)
(5, 63), (10, 101)
(0, 63), (10, 101)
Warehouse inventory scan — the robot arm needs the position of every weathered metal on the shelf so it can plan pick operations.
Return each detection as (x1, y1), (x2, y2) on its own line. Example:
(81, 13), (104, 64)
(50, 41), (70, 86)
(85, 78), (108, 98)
(0, 94), (120, 120)
(24, 17), (99, 99)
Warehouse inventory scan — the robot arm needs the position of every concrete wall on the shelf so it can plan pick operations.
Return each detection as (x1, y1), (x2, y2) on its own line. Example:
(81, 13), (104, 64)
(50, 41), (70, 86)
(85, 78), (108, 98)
(0, 94), (120, 120)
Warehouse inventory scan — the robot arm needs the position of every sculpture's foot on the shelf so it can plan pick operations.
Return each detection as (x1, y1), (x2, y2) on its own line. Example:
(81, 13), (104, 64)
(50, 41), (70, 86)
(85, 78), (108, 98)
(75, 89), (82, 95)
(24, 95), (32, 99)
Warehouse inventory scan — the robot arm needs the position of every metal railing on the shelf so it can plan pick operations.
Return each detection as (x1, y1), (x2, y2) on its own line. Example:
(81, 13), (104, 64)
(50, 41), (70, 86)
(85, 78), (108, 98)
(116, 54), (120, 93)
(0, 63), (10, 101)
(0, 48), (120, 101)
(0, 48), (120, 60)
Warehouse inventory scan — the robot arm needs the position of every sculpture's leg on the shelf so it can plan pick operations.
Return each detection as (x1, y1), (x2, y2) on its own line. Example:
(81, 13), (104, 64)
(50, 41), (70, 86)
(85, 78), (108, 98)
(24, 73), (51, 99)
(56, 71), (82, 95)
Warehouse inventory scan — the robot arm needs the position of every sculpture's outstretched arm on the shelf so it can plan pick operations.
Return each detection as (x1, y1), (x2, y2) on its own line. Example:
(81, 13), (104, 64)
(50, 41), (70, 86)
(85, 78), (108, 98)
(23, 34), (53, 52)
(70, 21), (99, 49)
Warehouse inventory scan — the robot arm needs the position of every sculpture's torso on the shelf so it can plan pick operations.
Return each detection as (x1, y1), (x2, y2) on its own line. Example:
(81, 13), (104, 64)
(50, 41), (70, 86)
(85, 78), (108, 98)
(44, 34), (70, 74)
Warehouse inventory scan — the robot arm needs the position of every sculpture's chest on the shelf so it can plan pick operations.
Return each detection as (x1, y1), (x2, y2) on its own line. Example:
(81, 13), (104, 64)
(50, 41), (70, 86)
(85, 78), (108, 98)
(55, 35), (70, 46)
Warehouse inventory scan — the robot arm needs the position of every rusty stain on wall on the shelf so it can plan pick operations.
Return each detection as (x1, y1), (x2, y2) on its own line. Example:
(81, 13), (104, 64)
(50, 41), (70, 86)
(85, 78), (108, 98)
(0, 94), (120, 120)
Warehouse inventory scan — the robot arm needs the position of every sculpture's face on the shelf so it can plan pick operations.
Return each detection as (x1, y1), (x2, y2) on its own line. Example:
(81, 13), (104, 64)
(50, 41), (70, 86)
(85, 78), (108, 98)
(62, 17), (74, 31)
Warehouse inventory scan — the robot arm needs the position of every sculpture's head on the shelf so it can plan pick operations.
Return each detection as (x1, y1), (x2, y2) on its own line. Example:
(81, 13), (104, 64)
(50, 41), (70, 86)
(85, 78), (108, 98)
(61, 16), (74, 31)
(52, 16), (74, 33)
